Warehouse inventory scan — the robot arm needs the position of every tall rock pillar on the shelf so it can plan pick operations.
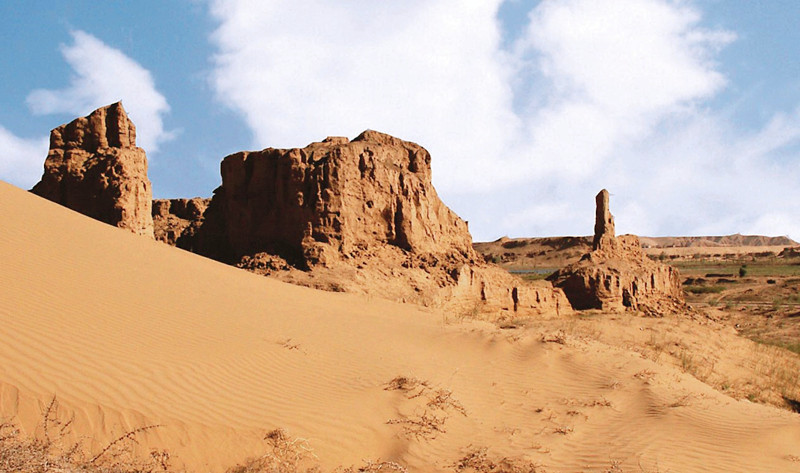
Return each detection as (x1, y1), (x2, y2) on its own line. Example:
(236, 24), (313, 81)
(593, 189), (615, 250)
(31, 102), (154, 238)
(549, 190), (685, 315)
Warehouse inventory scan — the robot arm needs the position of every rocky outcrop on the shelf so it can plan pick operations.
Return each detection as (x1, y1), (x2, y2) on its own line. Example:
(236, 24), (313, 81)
(211, 131), (475, 266)
(152, 198), (210, 249)
(779, 247), (800, 259)
(31, 102), (154, 237)
(549, 190), (684, 315)
(170, 130), (568, 317)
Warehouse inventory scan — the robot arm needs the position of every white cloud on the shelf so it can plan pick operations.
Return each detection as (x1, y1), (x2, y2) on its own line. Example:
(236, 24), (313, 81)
(522, 0), (732, 114)
(209, 0), (517, 188)
(26, 30), (172, 153)
(508, 0), (735, 182)
(0, 127), (48, 188)
(608, 106), (800, 238)
(208, 0), (800, 241)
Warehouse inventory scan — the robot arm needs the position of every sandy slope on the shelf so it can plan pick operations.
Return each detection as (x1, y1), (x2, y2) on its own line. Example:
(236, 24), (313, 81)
(1, 180), (800, 472)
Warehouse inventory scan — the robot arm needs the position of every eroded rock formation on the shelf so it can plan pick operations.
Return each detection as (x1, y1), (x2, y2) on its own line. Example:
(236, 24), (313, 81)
(152, 198), (210, 249)
(549, 190), (684, 315)
(153, 130), (568, 317)
(213, 131), (475, 266)
(31, 102), (154, 237)
(593, 189), (615, 250)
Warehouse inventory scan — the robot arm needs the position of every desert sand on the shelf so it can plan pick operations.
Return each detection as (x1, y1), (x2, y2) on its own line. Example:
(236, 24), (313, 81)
(2, 179), (800, 472)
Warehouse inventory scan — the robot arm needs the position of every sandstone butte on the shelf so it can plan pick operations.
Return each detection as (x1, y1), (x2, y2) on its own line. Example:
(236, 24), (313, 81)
(548, 189), (686, 315)
(31, 102), (154, 237)
(154, 130), (569, 317)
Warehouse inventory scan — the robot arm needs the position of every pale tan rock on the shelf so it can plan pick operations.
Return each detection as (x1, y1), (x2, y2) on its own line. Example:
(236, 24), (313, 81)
(31, 102), (154, 237)
(593, 189), (615, 250)
(214, 130), (475, 266)
(550, 190), (684, 315)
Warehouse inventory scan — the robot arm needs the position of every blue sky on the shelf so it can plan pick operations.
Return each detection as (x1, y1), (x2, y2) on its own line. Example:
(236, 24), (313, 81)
(2, 0), (800, 241)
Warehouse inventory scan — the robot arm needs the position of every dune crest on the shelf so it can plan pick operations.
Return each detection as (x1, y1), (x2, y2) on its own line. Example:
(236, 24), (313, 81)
(3, 180), (800, 472)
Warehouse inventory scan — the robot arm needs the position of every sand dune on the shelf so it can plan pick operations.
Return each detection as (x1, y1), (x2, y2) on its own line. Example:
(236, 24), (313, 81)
(2, 180), (800, 472)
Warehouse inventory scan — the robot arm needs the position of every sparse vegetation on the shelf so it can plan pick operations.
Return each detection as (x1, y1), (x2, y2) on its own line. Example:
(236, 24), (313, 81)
(228, 428), (317, 473)
(384, 376), (430, 398)
(679, 349), (695, 373)
(229, 428), (411, 473)
(755, 339), (800, 356)
(673, 260), (800, 277)
(684, 285), (724, 294)
(2, 401), (416, 473)
(450, 447), (540, 473)
(521, 271), (554, 282)
(540, 330), (567, 344)
(385, 377), (467, 440)
(0, 398), (170, 473)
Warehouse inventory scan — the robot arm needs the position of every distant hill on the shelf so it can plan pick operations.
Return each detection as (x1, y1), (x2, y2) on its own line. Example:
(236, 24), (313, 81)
(638, 234), (797, 248)
(474, 234), (798, 270)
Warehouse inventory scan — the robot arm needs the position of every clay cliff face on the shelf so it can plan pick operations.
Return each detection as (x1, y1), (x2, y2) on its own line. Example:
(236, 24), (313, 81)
(31, 102), (154, 237)
(152, 130), (568, 317)
(152, 198), (210, 250)
(213, 130), (475, 266)
(549, 190), (684, 315)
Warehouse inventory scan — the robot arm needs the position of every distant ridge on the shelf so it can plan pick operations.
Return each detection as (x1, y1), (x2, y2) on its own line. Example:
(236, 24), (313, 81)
(638, 234), (798, 248)
(474, 233), (799, 270)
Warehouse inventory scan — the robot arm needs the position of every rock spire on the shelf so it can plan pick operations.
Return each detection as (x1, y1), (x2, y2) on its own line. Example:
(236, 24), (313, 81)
(593, 189), (615, 250)
(549, 190), (684, 315)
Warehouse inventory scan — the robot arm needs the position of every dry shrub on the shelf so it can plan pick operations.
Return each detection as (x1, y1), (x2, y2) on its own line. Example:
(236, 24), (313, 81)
(450, 447), (540, 473)
(229, 429), (410, 473)
(337, 459), (408, 472)
(551, 425), (573, 435)
(632, 370), (656, 384)
(426, 390), (467, 417)
(540, 331), (567, 345)
(385, 378), (468, 440)
(386, 411), (448, 440)
(561, 397), (612, 408)
(667, 394), (695, 408)
(228, 428), (318, 473)
(603, 460), (624, 473)
(0, 397), (170, 473)
(384, 377), (430, 399)
(278, 339), (301, 351)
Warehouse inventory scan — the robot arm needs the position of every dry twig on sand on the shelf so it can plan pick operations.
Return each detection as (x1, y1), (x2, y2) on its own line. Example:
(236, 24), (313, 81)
(450, 447), (540, 473)
(384, 376), (431, 399)
(0, 397), (171, 473)
(229, 428), (318, 473)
